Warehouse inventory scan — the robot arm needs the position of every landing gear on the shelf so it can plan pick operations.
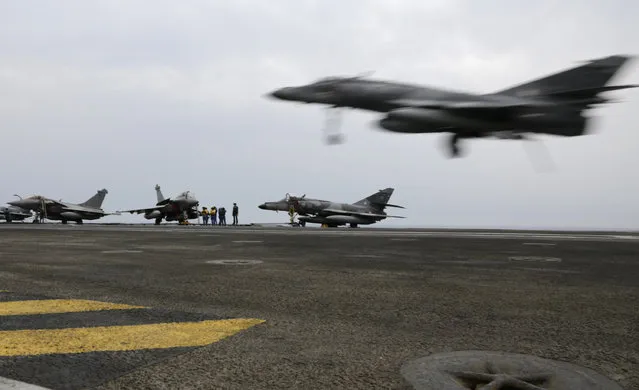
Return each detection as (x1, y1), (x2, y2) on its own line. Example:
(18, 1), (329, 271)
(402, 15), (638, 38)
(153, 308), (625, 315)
(323, 106), (346, 145)
(299, 220), (306, 227)
(155, 217), (162, 225)
(350, 223), (359, 228)
(447, 133), (462, 157)
(76, 220), (83, 225)
(61, 220), (67, 224)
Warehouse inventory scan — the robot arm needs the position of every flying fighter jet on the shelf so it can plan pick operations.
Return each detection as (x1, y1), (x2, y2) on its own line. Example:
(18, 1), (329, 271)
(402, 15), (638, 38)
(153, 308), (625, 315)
(0, 205), (33, 222)
(119, 185), (199, 225)
(8, 189), (110, 224)
(258, 188), (405, 227)
(267, 54), (637, 157)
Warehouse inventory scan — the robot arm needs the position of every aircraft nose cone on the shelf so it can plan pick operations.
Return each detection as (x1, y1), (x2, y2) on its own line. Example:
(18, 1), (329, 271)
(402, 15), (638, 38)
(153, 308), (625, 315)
(258, 203), (267, 210)
(7, 200), (26, 207)
(268, 87), (293, 100)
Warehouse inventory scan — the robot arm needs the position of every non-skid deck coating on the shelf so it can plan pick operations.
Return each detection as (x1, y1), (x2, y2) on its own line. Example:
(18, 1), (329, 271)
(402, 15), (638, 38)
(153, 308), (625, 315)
(0, 224), (637, 389)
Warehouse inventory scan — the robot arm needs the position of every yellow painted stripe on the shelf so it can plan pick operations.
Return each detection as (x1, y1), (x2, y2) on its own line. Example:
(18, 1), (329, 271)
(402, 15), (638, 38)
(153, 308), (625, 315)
(0, 290), (9, 293)
(0, 299), (145, 316)
(0, 319), (264, 356)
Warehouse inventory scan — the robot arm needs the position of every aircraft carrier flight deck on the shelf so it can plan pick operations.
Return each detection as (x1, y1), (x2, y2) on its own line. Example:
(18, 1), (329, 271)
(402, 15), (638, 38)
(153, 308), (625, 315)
(0, 224), (637, 389)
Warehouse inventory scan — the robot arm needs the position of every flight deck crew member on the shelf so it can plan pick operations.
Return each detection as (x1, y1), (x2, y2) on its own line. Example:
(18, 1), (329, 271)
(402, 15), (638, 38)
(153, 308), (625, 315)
(219, 207), (226, 226)
(289, 206), (296, 225)
(210, 206), (217, 225)
(201, 207), (209, 225)
(232, 203), (238, 225)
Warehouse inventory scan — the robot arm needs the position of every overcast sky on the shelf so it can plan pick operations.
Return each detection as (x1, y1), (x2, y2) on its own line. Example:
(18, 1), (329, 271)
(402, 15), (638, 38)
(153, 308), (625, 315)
(1, 0), (638, 230)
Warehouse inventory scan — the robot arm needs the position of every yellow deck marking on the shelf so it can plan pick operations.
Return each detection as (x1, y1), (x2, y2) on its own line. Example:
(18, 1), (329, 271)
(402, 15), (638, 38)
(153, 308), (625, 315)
(0, 299), (145, 316)
(0, 318), (264, 356)
(0, 290), (9, 293)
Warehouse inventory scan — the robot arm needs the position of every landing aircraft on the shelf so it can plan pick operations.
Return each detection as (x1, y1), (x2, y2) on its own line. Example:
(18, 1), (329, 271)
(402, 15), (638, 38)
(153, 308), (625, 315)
(267, 55), (637, 157)
(258, 188), (405, 227)
(8, 189), (110, 224)
(0, 205), (33, 222)
(119, 185), (199, 225)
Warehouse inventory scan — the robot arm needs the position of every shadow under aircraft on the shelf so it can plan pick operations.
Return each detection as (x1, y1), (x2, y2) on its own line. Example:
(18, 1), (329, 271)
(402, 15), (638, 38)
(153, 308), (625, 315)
(259, 188), (404, 228)
(267, 54), (637, 158)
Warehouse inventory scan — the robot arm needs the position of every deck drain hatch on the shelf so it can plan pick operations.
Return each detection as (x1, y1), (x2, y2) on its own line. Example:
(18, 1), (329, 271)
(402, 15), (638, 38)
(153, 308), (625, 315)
(401, 350), (624, 389)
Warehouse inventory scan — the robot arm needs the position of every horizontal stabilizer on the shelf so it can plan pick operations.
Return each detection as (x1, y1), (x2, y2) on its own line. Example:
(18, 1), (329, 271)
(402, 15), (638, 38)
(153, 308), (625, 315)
(547, 84), (638, 98)
(372, 202), (405, 209)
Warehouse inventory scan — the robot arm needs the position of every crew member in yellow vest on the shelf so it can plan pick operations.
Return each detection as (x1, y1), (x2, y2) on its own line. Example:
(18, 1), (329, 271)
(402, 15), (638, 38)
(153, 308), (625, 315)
(210, 206), (217, 225)
(288, 206), (296, 225)
(201, 207), (209, 225)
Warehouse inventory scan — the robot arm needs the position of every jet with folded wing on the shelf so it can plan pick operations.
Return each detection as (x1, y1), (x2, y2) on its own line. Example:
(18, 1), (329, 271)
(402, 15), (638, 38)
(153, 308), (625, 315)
(267, 55), (637, 157)
(119, 184), (200, 225)
(8, 189), (110, 224)
(258, 188), (405, 227)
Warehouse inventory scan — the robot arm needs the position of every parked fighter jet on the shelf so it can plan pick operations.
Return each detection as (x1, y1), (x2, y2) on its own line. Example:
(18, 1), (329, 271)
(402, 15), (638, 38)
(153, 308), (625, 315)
(8, 189), (110, 224)
(267, 55), (637, 157)
(258, 188), (404, 227)
(0, 205), (32, 222)
(119, 185), (199, 225)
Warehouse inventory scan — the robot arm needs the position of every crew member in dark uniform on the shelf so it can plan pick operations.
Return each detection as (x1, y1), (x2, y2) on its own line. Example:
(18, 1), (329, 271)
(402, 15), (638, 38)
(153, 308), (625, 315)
(232, 203), (239, 225)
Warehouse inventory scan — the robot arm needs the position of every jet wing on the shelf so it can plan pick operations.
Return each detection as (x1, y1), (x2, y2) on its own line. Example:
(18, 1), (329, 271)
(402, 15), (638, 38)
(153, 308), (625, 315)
(322, 209), (405, 218)
(118, 205), (165, 215)
(58, 203), (110, 215)
(157, 198), (172, 206)
(390, 98), (551, 113)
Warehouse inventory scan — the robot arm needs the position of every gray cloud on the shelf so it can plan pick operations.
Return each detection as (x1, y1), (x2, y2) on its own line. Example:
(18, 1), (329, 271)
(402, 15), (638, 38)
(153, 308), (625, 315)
(1, 0), (638, 229)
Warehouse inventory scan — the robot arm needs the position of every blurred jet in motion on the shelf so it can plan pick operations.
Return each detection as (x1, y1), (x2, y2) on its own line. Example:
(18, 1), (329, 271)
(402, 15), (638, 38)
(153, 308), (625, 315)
(258, 188), (404, 228)
(8, 189), (110, 224)
(119, 184), (199, 225)
(267, 55), (637, 157)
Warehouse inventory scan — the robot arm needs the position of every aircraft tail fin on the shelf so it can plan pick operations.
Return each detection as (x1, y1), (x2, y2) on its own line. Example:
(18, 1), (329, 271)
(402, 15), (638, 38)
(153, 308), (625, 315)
(354, 188), (397, 211)
(495, 55), (637, 105)
(155, 184), (165, 204)
(79, 189), (108, 209)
